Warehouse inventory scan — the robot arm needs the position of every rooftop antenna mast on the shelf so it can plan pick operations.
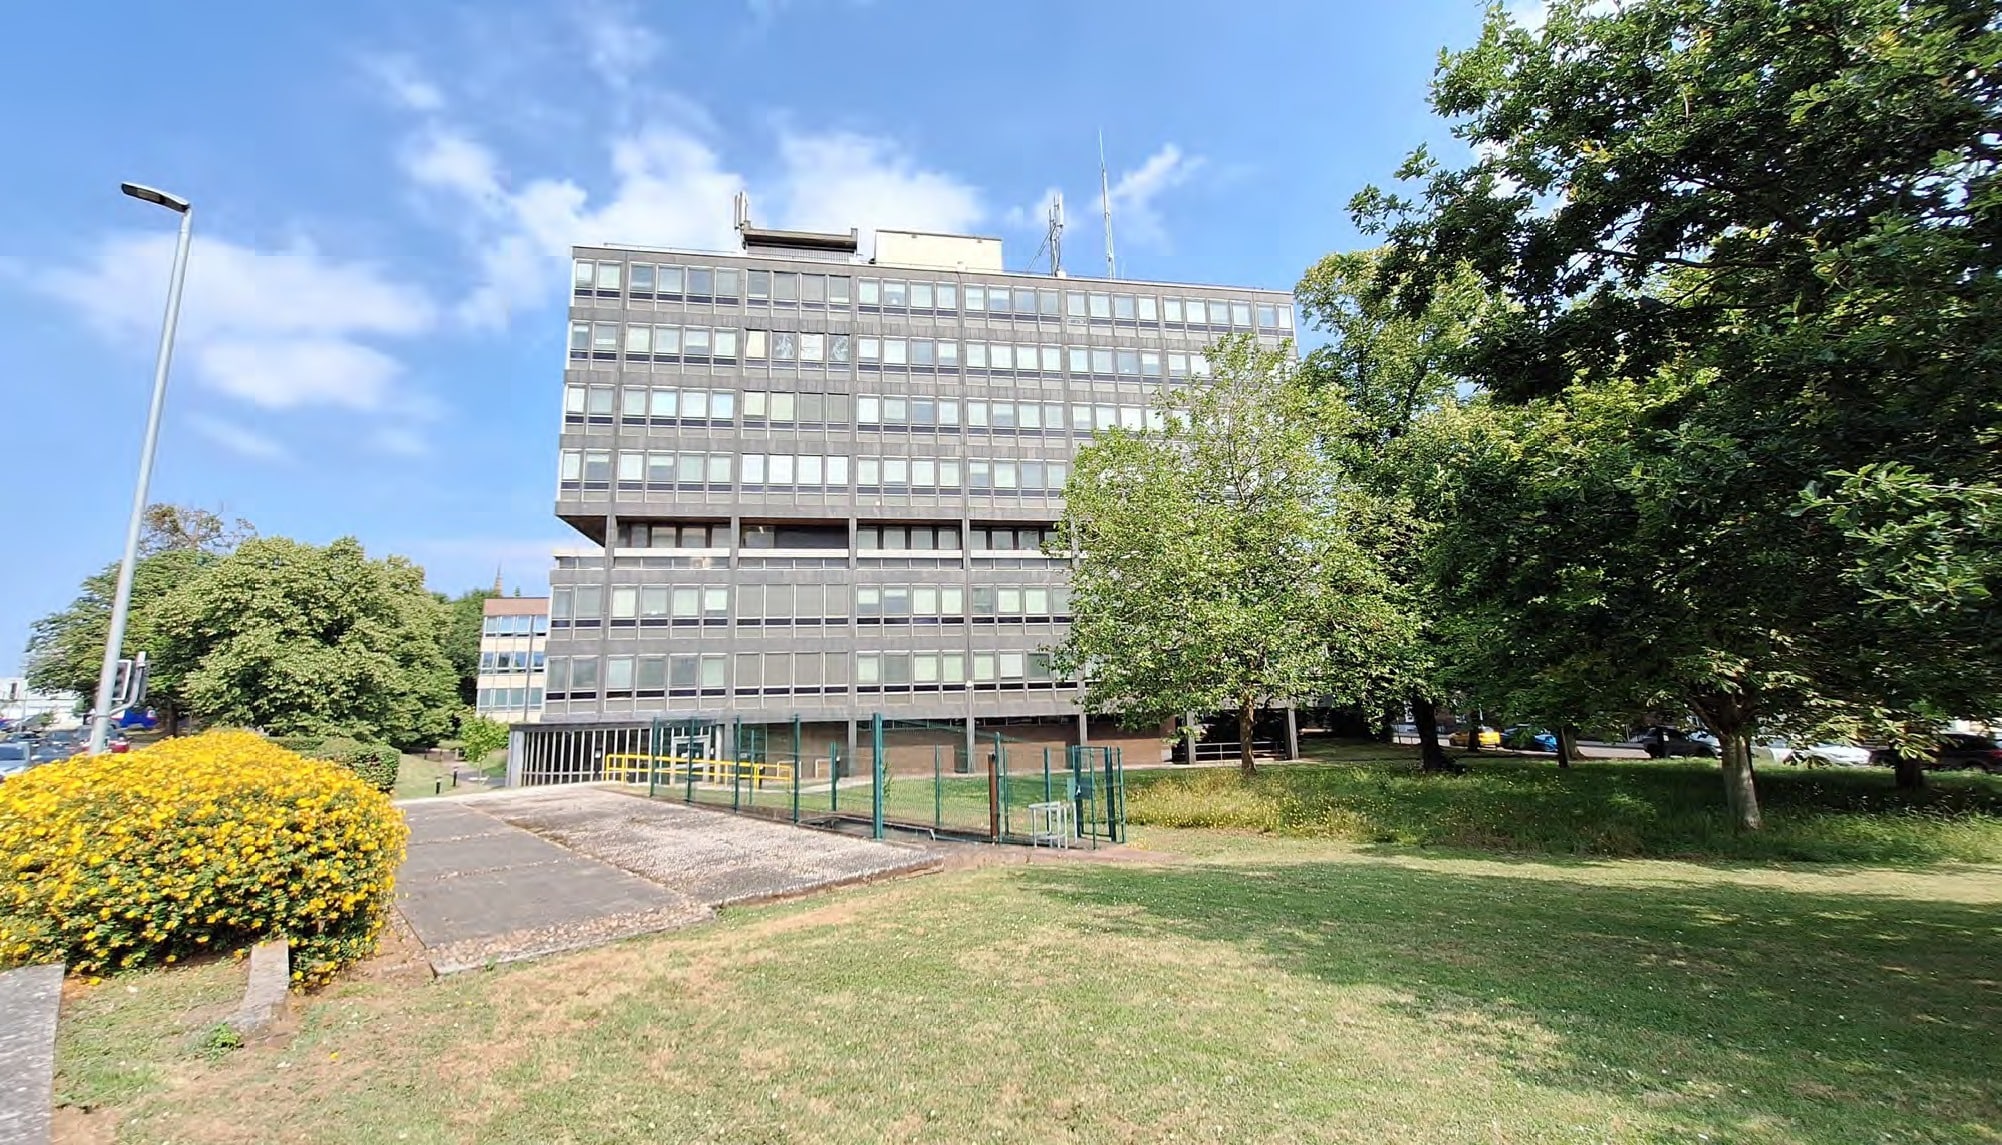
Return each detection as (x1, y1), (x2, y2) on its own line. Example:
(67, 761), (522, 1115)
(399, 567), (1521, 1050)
(1098, 131), (1117, 280)
(1048, 191), (1065, 277)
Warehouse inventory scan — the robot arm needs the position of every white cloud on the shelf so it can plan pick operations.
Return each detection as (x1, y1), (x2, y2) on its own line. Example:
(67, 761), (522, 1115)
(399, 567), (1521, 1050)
(407, 118), (986, 325)
(189, 414), (287, 463)
(573, 0), (664, 90)
(40, 232), (437, 412)
(362, 54), (445, 112)
(1506, 0), (1550, 31)
(767, 131), (984, 248)
(1100, 143), (1203, 250)
(1003, 186), (1064, 231)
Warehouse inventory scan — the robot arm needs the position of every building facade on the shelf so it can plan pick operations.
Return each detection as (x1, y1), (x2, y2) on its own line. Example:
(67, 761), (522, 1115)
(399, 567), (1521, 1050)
(535, 223), (1293, 767)
(475, 597), (549, 723)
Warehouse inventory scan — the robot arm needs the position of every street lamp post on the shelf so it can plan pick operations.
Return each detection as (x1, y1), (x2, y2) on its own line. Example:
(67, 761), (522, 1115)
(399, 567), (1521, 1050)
(86, 183), (193, 756)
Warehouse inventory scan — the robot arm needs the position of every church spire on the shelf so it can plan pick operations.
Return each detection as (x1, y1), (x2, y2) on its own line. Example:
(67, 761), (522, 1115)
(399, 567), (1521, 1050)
(492, 564), (504, 596)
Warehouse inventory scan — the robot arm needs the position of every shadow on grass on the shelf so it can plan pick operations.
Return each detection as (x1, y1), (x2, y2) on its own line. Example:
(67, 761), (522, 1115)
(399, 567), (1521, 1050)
(1021, 857), (2002, 1142)
(1127, 752), (2002, 865)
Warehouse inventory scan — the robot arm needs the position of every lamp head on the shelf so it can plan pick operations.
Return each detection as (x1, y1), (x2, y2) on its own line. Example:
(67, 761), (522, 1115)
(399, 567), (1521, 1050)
(120, 183), (190, 213)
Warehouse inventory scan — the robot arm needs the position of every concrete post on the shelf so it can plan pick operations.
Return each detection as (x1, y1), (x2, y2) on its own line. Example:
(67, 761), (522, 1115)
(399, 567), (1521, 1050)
(1285, 705), (1300, 761)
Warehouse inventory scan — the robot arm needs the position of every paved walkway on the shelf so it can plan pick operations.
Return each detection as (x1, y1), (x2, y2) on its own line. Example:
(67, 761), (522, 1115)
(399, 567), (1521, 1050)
(396, 787), (936, 974)
(0, 963), (62, 1145)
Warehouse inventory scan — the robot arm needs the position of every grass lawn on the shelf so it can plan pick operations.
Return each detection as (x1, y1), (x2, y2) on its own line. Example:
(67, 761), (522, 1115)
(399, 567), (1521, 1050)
(392, 753), (491, 801)
(1127, 740), (2002, 864)
(52, 824), (2002, 1144)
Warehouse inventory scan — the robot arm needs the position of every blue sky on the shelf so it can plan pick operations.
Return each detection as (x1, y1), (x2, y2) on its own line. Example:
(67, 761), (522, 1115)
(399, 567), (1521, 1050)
(0, 0), (1495, 673)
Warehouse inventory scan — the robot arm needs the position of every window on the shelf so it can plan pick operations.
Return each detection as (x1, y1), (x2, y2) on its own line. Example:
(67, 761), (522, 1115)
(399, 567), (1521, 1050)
(1089, 293), (1111, 319)
(658, 266), (684, 294)
(802, 274), (826, 303)
(687, 268), (713, 297)
(592, 324), (618, 352)
(573, 260), (594, 289)
(655, 326), (681, 354)
(570, 657), (599, 690)
(773, 332), (796, 361)
(715, 268), (740, 299)
(1117, 350), (1140, 376)
(746, 330), (768, 359)
(1113, 294), (1136, 320)
(714, 329), (739, 358)
(595, 262), (621, 291)
(828, 276), (851, 305)
(801, 332), (825, 362)
(624, 325), (651, 354)
(1209, 300), (1231, 325)
(830, 334), (851, 364)
(966, 343), (987, 369)
(859, 279), (881, 305)
(569, 322), (591, 351)
(937, 341), (959, 367)
(748, 270), (770, 300)
(1231, 301), (1253, 327)
(883, 280), (909, 307)
(583, 450), (611, 482)
(1141, 351), (1162, 378)
(685, 328), (711, 355)
(965, 286), (985, 312)
(1039, 289), (1060, 316)
(1014, 289), (1036, 313)
(1164, 298), (1184, 323)
(1067, 292), (1087, 317)
(1067, 346), (1089, 374)
(606, 657), (634, 690)
(1138, 295), (1158, 321)
(773, 273), (798, 303)
(1091, 348), (1114, 375)
(1168, 352), (1189, 378)
(574, 585), (604, 620)
(1257, 303), (1278, 329)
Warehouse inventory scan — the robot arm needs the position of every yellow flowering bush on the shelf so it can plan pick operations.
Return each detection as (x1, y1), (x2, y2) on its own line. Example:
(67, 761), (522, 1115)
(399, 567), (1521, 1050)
(0, 729), (407, 986)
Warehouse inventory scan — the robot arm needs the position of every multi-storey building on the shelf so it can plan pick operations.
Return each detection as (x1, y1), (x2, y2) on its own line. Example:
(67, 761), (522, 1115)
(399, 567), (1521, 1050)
(522, 220), (1294, 777)
(475, 596), (549, 723)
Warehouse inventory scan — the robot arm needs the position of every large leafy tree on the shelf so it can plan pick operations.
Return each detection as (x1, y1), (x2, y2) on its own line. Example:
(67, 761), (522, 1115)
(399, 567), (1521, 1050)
(1298, 250), (1493, 769)
(147, 537), (459, 748)
(25, 503), (252, 725)
(1053, 335), (1414, 774)
(1355, 0), (2002, 824)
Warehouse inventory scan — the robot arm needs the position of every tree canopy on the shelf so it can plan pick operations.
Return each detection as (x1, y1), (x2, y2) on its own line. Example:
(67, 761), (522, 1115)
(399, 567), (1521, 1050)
(1053, 335), (1414, 773)
(1342, 0), (2002, 823)
(141, 537), (458, 749)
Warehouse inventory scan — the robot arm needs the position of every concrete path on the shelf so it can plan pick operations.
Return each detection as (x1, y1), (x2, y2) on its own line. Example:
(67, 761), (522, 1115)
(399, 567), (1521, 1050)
(397, 800), (708, 974)
(0, 963), (62, 1145)
(478, 786), (941, 907)
(395, 787), (936, 974)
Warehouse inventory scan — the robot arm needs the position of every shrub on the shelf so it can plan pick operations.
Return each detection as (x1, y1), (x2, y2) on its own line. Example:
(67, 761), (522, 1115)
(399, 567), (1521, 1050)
(312, 737), (399, 793)
(269, 731), (399, 792)
(0, 728), (407, 984)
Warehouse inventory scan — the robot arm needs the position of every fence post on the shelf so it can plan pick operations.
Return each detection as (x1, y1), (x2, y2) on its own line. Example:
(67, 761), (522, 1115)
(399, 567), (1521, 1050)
(647, 718), (659, 799)
(933, 745), (943, 830)
(1043, 746), (1052, 804)
(870, 713), (885, 841)
(987, 744), (1000, 842)
(684, 724), (695, 805)
(830, 743), (840, 814)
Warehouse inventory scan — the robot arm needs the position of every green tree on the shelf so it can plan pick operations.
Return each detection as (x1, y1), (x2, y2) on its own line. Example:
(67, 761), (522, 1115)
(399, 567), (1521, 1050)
(440, 588), (499, 705)
(1053, 335), (1413, 774)
(1353, 0), (2002, 823)
(456, 712), (510, 765)
(24, 503), (253, 727)
(1298, 249), (1492, 770)
(148, 537), (458, 749)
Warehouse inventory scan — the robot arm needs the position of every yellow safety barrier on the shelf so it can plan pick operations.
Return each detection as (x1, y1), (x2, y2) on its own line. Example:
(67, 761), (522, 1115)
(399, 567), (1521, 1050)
(601, 753), (796, 787)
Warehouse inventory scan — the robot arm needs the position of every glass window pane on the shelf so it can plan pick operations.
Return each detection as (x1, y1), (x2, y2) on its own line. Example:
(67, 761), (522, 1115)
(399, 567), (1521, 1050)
(1138, 295), (1158, 321)
(828, 276), (851, 304)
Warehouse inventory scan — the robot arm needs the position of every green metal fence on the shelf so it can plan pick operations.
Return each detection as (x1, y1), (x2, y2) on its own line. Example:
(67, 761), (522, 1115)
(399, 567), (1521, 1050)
(606, 713), (1125, 847)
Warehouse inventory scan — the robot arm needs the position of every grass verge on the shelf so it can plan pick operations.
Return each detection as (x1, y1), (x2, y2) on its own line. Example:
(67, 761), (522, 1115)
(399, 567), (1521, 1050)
(51, 831), (2002, 1144)
(1125, 744), (2002, 864)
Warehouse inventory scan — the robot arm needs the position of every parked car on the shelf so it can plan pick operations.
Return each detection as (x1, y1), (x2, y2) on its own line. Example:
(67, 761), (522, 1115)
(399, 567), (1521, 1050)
(1501, 726), (1559, 753)
(1627, 727), (1718, 758)
(1868, 733), (2002, 773)
(0, 742), (31, 780)
(1448, 726), (1502, 749)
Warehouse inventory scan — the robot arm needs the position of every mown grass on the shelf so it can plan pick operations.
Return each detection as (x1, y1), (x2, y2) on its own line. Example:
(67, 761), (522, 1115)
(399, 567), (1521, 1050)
(1125, 743), (2002, 863)
(53, 831), (2002, 1144)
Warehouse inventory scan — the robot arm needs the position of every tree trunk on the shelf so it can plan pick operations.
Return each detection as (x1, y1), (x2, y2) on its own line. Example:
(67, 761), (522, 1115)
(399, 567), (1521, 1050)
(1555, 725), (1577, 769)
(1376, 702), (1397, 744)
(1411, 692), (1454, 772)
(1464, 712), (1485, 754)
(1894, 752), (1927, 791)
(1237, 694), (1258, 776)
(1719, 730), (1763, 832)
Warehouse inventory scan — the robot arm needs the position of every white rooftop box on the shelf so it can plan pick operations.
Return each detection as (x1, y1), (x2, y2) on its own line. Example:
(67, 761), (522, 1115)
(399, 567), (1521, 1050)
(873, 229), (1004, 272)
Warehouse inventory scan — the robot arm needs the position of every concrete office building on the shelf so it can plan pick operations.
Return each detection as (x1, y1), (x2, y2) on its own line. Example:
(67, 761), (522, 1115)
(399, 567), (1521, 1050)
(475, 596), (549, 723)
(521, 216), (1294, 780)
